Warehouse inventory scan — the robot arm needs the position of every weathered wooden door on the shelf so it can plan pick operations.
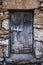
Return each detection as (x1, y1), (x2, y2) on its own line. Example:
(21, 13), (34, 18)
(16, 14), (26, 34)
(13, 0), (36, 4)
(9, 10), (34, 61)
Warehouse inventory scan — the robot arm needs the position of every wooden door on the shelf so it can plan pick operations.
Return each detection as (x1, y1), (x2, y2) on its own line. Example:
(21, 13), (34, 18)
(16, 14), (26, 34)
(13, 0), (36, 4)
(10, 11), (34, 54)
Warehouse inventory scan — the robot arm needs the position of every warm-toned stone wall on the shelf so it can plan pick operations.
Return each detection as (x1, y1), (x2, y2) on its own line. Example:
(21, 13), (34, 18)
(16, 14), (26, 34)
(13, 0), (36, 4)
(34, 9), (43, 24)
(34, 9), (43, 58)
(0, 0), (43, 59)
(0, 11), (9, 57)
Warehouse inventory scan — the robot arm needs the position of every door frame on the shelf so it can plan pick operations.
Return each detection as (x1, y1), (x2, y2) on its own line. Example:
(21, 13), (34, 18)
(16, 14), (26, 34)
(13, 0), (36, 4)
(8, 9), (34, 54)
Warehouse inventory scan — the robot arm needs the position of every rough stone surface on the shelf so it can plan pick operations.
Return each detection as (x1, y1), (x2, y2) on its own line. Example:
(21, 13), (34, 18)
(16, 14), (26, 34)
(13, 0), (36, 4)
(0, 0), (43, 64)
(34, 13), (43, 24)
(34, 24), (43, 58)
(34, 7), (43, 58)
(3, 0), (40, 9)
(2, 19), (9, 30)
(34, 28), (43, 41)
(0, 39), (9, 57)
(34, 41), (43, 58)
(0, 46), (3, 57)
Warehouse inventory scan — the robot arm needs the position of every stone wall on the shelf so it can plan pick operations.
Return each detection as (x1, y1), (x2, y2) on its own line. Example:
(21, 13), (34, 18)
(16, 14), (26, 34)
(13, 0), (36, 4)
(0, 11), (9, 57)
(0, 0), (43, 60)
(34, 9), (43, 58)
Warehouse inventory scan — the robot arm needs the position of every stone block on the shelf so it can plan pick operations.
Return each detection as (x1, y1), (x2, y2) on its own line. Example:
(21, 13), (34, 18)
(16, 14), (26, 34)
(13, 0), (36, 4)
(34, 28), (43, 41)
(0, 46), (3, 57)
(3, 0), (40, 9)
(34, 29), (43, 41)
(34, 41), (43, 58)
(2, 19), (9, 30)
(0, 39), (9, 57)
(0, 28), (9, 34)
(34, 13), (43, 24)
